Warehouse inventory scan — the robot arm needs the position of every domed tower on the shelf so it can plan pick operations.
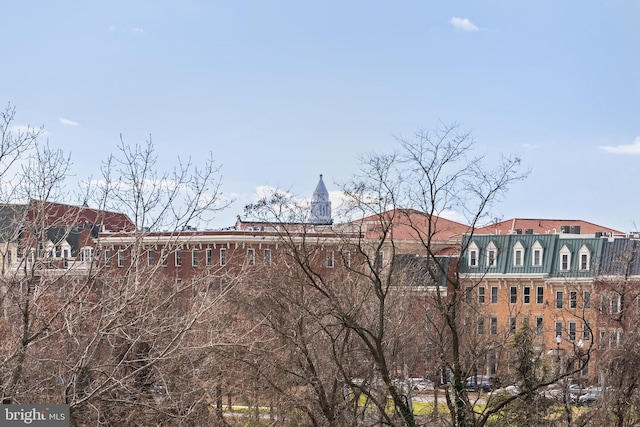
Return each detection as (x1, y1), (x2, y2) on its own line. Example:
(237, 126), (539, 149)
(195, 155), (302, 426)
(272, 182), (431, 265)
(310, 174), (332, 225)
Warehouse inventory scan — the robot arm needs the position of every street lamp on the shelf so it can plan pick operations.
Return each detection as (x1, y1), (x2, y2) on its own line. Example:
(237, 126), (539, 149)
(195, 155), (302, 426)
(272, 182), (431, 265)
(555, 335), (562, 374)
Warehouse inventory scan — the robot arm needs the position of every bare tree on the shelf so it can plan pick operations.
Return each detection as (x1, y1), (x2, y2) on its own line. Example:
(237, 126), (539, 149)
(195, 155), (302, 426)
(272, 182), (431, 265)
(0, 117), (236, 425)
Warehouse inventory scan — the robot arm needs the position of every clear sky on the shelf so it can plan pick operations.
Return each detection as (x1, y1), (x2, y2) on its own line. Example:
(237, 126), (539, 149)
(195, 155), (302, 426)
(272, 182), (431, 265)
(2, 1), (639, 231)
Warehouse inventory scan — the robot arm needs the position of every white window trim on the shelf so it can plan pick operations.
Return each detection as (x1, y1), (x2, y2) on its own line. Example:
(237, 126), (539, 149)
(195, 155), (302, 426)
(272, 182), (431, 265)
(468, 242), (479, 267)
(486, 242), (497, 268)
(532, 241), (544, 267)
(559, 245), (571, 271)
(513, 241), (524, 267)
(578, 244), (590, 271)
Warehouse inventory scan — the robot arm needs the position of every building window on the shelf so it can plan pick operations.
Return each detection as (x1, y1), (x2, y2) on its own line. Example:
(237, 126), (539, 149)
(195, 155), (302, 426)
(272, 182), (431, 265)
(570, 291), (577, 309)
(345, 251), (351, 267)
(468, 242), (478, 267)
(490, 317), (498, 335)
(536, 286), (544, 304)
(535, 316), (543, 334)
(581, 362), (589, 377)
(611, 295), (621, 314)
(206, 248), (212, 266)
(513, 242), (524, 267)
(190, 249), (197, 266)
(175, 250), (182, 267)
(568, 321), (576, 341)
(579, 245), (590, 270)
(264, 249), (272, 266)
(477, 317), (485, 334)
(560, 245), (571, 271)
(326, 250), (334, 268)
(478, 287), (485, 304)
(491, 286), (498, 304)
(523, 286), (531, 304)
(118, 249), (124, 267)
(510, 286), (517, 304)
(80, 247), (93, 262)
(220, 248), (227, 266)
(485, 242), (498, 268)
(555, 291), (563, 309)
(509, 316), (516, 333)
(583, 291), (591, 309)
(104, 250), (111, 266)
(555, 321), (563, 339)
(582, 322), (591, 341)
(465, 286), (473, 304)
(247, 248), (255, 266)
(162, 249), (168, 266)
(147, 249), (154, 266)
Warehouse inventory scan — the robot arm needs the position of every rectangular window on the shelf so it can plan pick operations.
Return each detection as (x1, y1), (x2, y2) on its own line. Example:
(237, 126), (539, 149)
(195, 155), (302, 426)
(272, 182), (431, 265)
(580, 254), (588, 270)
(582, 322), (591, 341)
(147, 249), (154, 266)
(599, 331), (606, 349)
(535, 316), (543, 334)
(465, 286), (473, 304)
(470, 250), (477, 267)
(477, 317), (485, 334)
(192, 249), (198, 266)
(175, 250), (182, 266)
(345, 251), (351, 267)
(523, 286), (531, 304)
(488, 250), (496, 267)
(118, 249), (124, 267)
(555, 321), (563, 339)
(491, 286), (498, 304)
(570, 291), (577, 309)
(537, 286), (544, 304)
(490, 317), (498, 335)
(514, 250), (522, 267)
(326, 250), (334, 268)
(264, 249), (272, 266)
(247, 248), (255, 266)
(161, 249), (168, 266)
(533, 249), (541, 266)
(583, 291), (591, 309)
(104, 250), (111, 266)
(569, 321), (576, 341)
(611, 295), (621, 314)
(510, 286), (517, 304)
(7, 250), (12, 266)
(555, 291), (563, 309)
(206, 248), (212, 266)
(561, 254), (569, 270)
(220, 248), (227, 266)
(478, 287), (485, 304)
(509, 316), (516, 333)
(581, 362), (589, 377)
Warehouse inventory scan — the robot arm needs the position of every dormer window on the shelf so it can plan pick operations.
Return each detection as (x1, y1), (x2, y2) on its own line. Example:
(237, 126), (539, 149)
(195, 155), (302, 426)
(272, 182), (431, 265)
(560, 245), (571, 271)
(513, 241), (524, 267)
(486, 242), (497, 268)
(468, 242), (479, 267)
(532, 241), (544, 267)
(578, 244), (591, 271)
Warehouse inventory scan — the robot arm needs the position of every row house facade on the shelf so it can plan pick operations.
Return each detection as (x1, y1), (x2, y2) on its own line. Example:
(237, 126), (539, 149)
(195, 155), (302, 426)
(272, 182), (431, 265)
(459, 222), (639, 384)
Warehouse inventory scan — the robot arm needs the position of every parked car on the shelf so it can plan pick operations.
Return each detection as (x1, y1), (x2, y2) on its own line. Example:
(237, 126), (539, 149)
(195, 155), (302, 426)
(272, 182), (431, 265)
(578, 387), (603, 406)
(465, 375), (500, 392)
(410, 378), (434, 391)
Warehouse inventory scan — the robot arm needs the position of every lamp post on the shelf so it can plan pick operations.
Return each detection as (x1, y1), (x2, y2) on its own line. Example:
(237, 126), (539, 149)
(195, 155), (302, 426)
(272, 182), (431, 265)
(555, 335), (562, 375)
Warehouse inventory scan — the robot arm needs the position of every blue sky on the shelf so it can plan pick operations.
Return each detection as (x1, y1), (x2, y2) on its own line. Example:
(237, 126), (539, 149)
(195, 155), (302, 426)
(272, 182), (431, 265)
(2, 1), (639, 231)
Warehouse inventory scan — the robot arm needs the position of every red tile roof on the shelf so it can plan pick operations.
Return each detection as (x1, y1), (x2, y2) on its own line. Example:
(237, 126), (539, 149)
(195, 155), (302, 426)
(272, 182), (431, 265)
(353, 209), (469, 242)
(25, 200), (135, 232)
(473, 218), (624, 236)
